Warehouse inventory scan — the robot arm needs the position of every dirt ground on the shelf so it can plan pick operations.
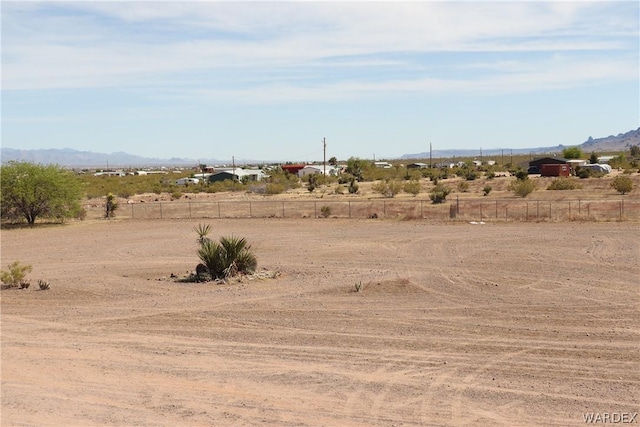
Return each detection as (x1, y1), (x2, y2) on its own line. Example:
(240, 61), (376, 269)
(1, 218), (638, 426)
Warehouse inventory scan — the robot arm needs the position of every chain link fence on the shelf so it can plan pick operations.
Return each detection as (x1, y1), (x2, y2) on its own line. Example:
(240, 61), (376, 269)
(89, 198), (640, 222)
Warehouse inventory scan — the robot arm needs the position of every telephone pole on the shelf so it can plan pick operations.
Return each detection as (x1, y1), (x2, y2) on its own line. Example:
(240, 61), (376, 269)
(323, 137), (326, 176)
(429, 142), (433, 169)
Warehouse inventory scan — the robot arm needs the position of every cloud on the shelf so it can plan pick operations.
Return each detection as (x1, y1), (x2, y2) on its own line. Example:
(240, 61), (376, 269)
(2, 1), (638, 101)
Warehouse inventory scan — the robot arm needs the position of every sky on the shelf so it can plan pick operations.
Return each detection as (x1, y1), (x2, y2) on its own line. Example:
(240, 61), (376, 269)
(2, 1), (639, 163)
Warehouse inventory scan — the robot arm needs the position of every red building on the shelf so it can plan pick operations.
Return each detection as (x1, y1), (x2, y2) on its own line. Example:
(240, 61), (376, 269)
(541, 163), (571, 177)
(281, 164), (305, 175)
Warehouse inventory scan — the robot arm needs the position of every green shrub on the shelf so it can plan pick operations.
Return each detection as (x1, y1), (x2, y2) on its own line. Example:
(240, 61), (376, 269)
(197, 236), (257, 280)
(429, 183), (451, 204)
(105, 193), (118, 218)
(483, 185), (492, 196)
(403, 181), (421, 196)
(265, 183), (285, 195)
(611, 175), (633, 195)
(547, 177), (582, 190)
(508, 178), (536, 198)
(458, 181), (469, 192)
(1, 261), (33, 288)
(320, 205), (331, 218)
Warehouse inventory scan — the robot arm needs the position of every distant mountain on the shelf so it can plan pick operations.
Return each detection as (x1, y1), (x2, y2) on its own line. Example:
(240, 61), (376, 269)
(400, 127), (640, 160)
(0, 148), (227, 168)
(579, 128), (640, 152)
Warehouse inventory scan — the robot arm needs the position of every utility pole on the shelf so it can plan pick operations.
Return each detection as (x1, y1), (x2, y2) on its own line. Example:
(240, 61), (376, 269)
(429, 142), (433, 169)
(480, 147), (483, 164)
(323, 137), (326, 177)
(232, 156), (236, 182)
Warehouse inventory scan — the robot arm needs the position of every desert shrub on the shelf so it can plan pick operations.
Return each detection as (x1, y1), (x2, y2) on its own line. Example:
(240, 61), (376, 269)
(265, 183), (285, 195)
(429, 183), (451, 204)
(509, 178), (537, 198)
(458, 181), (469, 192)
(1, 261), (33, 288)
(348, 179), (359, 194)
(170, 190), (183, 200)
(576, 167), (592, 179)
(372, 180), (402, 197)
(486, 171), (496, 180)
(334, 185), (345, 195)
(515, 170), (528, 181)
(320, 205), (331, 218)
(37, 280), (51, 290)
(194, 223), (212, 245)
(354, 281), (364, 293)
(371, 181), (389, 197)
(547, 177), (582, 190)
(197, 236), (257, 280)
(611, 175), (633, 195)
(403, 181), (421, 196)
(483, 185), (492, 196)
(105, 193), (118, 218)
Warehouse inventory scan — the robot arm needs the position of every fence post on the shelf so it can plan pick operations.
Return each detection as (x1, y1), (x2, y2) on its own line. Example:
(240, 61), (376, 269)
(314, 201), (317, 218)
(479, 202), (482, 221)
(131, 202), (134, 219)
(536, 200), (539, 219)
(249, 201), (252, 218)
(549, 202), (551, 220)
(383, 200), (386, 218)
(620, 200), (623, 221)
(159, 202), (163, 220)
(495, 200), (498, 219)
(578, 199), (581, 215)
(569, 201), (571, 220)
(456, 196), (459, 215)
(349, 201), (352, 219)
(526, 203), (528, 221)
(420, 200), (423, 219)
(218, 202), (221, 218)
(189, 202), (192, 219)
(282, 201), (285, 218)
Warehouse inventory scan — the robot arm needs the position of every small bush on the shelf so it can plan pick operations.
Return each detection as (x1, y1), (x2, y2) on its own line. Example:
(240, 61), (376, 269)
(105, 192), (118, 218)
(483, 185), (492, 196)
(458, 181), (469, 192)
(403, 181), (421, 196)
(611, 175), (633, 195)
(320, 205), (331, 218)
(508, 178), (536, 198)
(1, 261), (33, 288)
(547, 177), (582, 190)
(429, 183), (451, 204)
(265, 183), (285, 195)
(197, 235), (257, 280)
(37, 280), (51, 290)
(354, 281), (364, 293)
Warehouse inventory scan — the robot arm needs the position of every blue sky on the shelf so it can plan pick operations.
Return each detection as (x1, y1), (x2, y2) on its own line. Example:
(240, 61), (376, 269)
(2, 1), (638, 162)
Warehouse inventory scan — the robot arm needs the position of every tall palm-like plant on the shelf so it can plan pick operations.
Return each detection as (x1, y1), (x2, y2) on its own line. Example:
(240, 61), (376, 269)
(194, 223), (212, 245)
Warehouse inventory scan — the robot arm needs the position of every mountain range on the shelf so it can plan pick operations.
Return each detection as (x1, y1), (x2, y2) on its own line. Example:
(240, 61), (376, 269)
(400, 127), (640, 160)
(2, 128), (638, 167)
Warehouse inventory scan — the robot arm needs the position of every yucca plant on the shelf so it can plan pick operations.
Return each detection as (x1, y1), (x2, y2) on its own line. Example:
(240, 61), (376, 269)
(194, 223), (213, 245)
(197, 235), (257, 279)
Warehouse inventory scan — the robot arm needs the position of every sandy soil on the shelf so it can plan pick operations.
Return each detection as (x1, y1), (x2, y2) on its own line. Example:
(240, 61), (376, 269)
(1, 218), (638, 426)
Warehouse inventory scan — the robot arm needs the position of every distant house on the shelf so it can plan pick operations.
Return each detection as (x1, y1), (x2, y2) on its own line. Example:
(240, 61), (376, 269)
(281, 164), (306, 176)
(528, 157), (568, 174)
(407, 162), (428, 169)
(298, 165), (338, 178)
(208, 169), (266, 183)
(176, 177), (200, 185)
(374, 161), (392, 169)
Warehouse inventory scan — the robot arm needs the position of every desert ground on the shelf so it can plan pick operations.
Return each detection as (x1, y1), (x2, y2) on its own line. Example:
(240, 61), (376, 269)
(1, 217), (638, 426)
